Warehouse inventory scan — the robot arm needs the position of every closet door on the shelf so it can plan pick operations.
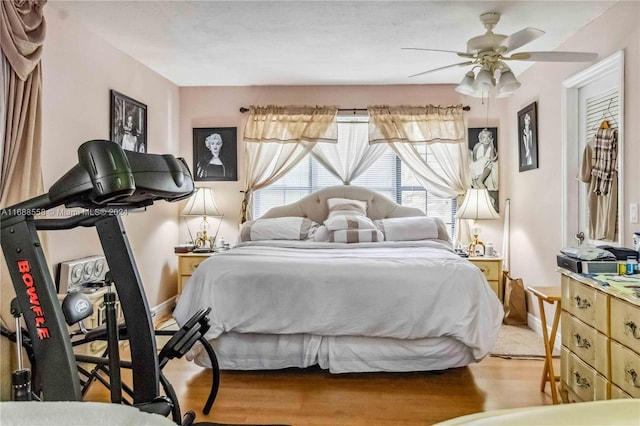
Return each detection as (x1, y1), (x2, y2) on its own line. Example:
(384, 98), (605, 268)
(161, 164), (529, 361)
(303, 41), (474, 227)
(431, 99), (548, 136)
(577, 79), (621, 243)
(562, 51), (624, 248)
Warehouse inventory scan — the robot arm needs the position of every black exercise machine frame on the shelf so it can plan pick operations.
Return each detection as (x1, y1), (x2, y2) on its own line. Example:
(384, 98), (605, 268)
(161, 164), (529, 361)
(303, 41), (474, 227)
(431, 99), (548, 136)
(1, 140), (195, 407)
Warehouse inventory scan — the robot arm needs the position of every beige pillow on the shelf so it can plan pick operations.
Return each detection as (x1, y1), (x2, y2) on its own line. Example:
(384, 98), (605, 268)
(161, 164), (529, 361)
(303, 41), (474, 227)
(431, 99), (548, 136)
(326, 198), (367, 218)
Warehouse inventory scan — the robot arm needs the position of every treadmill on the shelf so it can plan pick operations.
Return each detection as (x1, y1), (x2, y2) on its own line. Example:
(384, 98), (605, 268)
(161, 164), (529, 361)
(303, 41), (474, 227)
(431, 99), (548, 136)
(1, 139), (194, 407)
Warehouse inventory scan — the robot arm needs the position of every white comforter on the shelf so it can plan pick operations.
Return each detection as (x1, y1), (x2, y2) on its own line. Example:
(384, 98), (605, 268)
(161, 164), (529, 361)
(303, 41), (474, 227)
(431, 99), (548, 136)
(173, 240), (503, 360)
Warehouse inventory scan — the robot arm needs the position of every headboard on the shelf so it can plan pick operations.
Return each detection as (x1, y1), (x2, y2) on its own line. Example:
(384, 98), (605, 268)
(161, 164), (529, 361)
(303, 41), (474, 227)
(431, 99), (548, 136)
(260, 185), (450, 242)
(260, 185), (423, 223)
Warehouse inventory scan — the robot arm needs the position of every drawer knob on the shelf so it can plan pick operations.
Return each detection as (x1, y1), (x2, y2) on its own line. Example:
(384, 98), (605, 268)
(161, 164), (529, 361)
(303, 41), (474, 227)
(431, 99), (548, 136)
(574, 295), (591, 309)
(191, 263), (201, 271)
(573, 333), (591, 349)
(573, 371), (590, 388)
(625, 368), (640, 388)
(625, 321), (640, 339)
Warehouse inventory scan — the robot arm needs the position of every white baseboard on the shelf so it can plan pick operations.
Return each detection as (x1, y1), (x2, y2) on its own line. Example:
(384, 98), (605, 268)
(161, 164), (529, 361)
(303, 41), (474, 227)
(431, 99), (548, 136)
(527, 312), (562, 355)
(151, 296), (176, 322)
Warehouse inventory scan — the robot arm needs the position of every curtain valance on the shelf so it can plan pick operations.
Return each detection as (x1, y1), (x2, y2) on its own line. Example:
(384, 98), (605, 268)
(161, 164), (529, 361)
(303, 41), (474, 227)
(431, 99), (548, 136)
(243, 105), (338, 144)
(0, 0), (46, 81)
(368, 105), (465, 144)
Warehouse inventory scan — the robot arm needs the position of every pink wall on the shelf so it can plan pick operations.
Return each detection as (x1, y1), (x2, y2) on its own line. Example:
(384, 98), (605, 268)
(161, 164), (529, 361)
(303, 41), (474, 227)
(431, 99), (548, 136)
(179, 85), (509, 246)
(38, 1), (638, 323)
(503, 2), (639, 319)
(41, 8), (182, 307)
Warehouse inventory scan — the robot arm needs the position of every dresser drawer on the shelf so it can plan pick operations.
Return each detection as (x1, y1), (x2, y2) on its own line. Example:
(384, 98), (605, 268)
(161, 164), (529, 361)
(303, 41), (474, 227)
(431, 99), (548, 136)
(610, 340), (640, 398)
(609, 297), (640, 355)
(470, 259), (501, 281)
(561, 311), (609, 376)
(610, 383), (633, 399)
(561, 275), (609, 334)
(561, 346), (608, 401)
(179, 255), (210, 274)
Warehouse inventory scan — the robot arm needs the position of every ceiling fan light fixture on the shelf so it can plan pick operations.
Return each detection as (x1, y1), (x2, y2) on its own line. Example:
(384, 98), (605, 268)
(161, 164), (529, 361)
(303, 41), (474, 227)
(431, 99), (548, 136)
(473, 68), (494, 91)
(496, 70), (521, 98)
(455, 71), (476, 96)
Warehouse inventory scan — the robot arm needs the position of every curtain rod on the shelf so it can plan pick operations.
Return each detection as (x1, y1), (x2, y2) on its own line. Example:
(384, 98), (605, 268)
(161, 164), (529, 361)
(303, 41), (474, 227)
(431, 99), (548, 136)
(239, 106), (471, 113)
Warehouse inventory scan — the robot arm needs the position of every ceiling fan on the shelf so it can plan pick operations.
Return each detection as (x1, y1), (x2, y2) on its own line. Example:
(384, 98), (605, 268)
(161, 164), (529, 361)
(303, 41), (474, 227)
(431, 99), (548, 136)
(404, 12), (598, 97)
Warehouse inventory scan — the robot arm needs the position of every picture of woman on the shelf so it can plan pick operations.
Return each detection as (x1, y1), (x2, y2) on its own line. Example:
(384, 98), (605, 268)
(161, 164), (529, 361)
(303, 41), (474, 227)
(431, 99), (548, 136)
(518, 101), (538, 172)
(110, 90), (147, 153)
(468, 127), (499, 212)
(193, 127), (238, 181)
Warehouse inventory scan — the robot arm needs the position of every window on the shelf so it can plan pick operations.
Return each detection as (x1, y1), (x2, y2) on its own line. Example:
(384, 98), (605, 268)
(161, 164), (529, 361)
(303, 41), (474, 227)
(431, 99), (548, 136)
(253, 122), (457, 236)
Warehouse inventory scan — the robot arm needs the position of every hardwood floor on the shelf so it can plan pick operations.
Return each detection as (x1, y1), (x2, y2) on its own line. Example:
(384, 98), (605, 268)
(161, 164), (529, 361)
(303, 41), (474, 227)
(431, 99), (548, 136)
(85, 355), (557, 425)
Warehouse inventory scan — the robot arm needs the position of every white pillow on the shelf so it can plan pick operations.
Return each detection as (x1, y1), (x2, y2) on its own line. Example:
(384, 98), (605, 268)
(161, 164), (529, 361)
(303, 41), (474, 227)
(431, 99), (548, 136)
(326, 198), (367, 218)
(375, 216), (439, 241)
(328, 228), (383, 243)
(240, 217), (318, 242)
(313, 225), (329, 242)
(324, 215), (377, 231)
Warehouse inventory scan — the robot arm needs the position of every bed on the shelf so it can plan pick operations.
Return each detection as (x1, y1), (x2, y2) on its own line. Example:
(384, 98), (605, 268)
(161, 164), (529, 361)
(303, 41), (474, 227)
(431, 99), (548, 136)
(173, 185), (503, 373)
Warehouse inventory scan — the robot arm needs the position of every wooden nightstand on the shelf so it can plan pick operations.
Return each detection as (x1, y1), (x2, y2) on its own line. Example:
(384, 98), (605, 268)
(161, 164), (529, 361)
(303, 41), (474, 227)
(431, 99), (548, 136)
(468, 256), (504, 301)
(176, 252), (215, 294)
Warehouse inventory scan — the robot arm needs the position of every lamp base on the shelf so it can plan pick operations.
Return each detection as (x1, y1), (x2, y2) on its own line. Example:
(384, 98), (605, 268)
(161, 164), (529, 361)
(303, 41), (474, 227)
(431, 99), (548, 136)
(195, 230), (214, 251)
(468, 234), (486, 257)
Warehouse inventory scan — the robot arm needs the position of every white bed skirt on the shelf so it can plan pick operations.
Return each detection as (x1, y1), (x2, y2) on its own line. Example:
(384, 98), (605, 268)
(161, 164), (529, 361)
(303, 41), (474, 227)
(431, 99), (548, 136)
(194, 332), (476, 374)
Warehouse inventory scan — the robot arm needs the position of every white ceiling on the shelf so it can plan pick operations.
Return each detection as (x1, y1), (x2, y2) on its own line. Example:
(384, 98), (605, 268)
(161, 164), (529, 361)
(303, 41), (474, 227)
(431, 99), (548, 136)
(48, 1), (616, 87)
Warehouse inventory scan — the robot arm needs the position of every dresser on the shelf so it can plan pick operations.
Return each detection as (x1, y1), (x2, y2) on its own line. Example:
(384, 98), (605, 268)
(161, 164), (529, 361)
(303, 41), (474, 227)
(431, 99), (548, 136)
(177, 252), (215, 294)
(559, 269), (640, 402)
(468, 257), (503, 300)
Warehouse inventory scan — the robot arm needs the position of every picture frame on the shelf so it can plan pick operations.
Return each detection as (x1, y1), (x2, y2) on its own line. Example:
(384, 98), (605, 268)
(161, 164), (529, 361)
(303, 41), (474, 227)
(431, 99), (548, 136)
(193, 127), (238, 181)
(518, 101), (538, 172)
(110, 90), (147, 153)
(468, 127), (499, 212)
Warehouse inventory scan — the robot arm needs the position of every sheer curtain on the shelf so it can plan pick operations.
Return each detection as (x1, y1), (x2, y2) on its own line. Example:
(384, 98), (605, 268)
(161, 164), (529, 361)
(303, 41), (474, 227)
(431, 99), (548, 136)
(368, 105), (471, 242)
(241, 105), (338, 222)
(0, 0), (47, 400)
(312, 121), (388, 184)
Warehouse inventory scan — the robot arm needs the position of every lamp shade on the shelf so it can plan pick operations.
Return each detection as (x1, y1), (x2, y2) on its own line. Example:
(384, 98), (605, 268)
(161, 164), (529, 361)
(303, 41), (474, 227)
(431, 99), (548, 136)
(181, 187), (222, 217)
(496, 70), (521, 98)
(473, 69), (494, 91)
(455, 188), (499, 220)
(455, 71), (476, 96)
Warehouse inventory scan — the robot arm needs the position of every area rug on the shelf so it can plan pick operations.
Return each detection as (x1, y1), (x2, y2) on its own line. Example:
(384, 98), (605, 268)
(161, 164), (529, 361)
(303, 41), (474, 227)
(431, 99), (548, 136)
(490, 324), (559, 359)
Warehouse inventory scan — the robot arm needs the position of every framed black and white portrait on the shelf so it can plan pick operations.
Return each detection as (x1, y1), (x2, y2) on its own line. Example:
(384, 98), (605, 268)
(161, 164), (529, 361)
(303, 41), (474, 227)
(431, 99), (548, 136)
(518, 101), (538, 172)
(193, 127), (238, 182)
(468, 127), (499, 212)
(110, 90), (147, 153)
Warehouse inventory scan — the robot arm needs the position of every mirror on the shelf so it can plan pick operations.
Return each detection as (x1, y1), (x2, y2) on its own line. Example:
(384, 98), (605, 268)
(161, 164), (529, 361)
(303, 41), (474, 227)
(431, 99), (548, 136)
(562, 51), (624, 247)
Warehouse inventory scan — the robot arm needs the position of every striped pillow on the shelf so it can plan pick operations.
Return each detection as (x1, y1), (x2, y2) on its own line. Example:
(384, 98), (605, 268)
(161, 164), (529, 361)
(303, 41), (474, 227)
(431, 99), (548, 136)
(328, 229), (383, 243)
(324, 215), (376, 231)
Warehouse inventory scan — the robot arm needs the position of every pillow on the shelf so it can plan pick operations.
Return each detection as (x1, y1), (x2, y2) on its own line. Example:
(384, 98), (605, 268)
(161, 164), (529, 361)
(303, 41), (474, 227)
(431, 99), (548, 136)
(313, 225), (329, 242)
(324, 215), (377, 231)
(328, 229), (383, 243)
(240, 217), (318, 242)
(326, 198), (367, 218)
(375, 216), (448, 242)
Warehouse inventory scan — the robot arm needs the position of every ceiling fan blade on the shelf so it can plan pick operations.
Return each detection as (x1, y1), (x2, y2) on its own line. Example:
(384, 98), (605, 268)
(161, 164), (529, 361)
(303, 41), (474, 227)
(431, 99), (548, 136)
(506, 51), (598, 62)
(500, 27), (545, 53)
(402, 48), (475, 59)
(409, 61), (474, 78)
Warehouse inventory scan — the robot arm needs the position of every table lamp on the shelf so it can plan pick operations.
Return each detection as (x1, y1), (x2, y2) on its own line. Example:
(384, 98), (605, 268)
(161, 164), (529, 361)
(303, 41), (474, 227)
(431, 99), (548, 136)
(181, 188), (223, 251)
(455, 188), (499, 256)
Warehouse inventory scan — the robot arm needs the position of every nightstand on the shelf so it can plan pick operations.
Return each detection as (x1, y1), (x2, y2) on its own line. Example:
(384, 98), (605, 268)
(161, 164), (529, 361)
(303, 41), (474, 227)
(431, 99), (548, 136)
(468, 256), (504, 301)
(176, 252), (215, 294)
